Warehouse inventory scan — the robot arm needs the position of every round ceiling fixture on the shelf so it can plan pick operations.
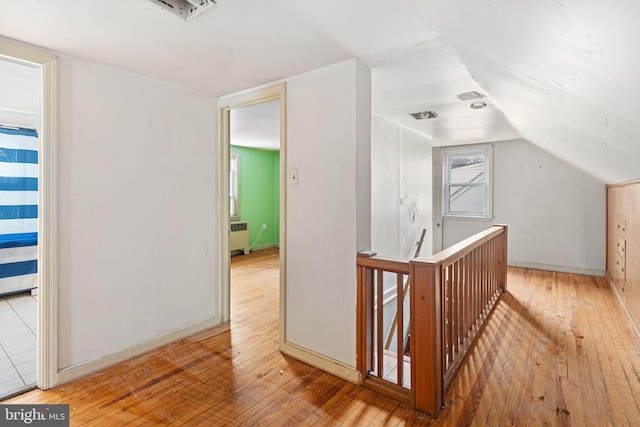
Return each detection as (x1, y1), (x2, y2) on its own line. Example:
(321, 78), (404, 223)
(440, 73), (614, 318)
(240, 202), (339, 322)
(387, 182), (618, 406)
(470, 102), (487, 109)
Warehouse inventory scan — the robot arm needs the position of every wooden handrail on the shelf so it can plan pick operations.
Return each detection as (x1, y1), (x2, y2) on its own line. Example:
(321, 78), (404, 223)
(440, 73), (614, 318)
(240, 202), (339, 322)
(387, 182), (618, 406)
(357, 254), (411, 274)
(420, 225), (504, 265)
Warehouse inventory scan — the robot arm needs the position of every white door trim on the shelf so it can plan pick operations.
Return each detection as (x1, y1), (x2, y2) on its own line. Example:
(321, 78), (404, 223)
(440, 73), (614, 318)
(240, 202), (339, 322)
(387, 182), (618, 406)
(218, 83), (287, 346)
(0, 38), (59, 390)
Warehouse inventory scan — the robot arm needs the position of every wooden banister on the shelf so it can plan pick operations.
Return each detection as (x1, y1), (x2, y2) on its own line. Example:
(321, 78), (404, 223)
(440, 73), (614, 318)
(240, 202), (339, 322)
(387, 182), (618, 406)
(410, 224), (507, 416)
(356, 224), (508, 418)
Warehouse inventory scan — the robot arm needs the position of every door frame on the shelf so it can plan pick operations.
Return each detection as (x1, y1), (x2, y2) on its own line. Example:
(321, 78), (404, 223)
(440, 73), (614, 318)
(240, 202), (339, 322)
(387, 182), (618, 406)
(0, 38), (59, 389)
(432, 147), (443, 253)
(218, 83), (287, 346)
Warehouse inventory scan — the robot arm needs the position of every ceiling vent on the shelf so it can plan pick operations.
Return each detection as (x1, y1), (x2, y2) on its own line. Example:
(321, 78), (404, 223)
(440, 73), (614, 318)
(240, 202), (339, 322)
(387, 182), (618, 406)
(148, 0), (216, 20)
(410, 110), (438, 120)
(457, 91), (485, 101)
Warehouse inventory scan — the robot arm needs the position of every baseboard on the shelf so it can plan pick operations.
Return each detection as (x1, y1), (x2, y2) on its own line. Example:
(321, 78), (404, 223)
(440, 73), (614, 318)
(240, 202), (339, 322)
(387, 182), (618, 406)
(280, 341), (360, 384)
(57, 315), (224, 385)
(508, 260), (604, 277)
(251, 243), (279, 252)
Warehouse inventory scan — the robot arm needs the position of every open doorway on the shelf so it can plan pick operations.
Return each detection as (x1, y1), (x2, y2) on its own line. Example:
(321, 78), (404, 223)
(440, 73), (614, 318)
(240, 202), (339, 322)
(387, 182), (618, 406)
(0, 40), (58, 396)
(229, 101), (281, 331)
(218, 84), (286, 345)
(0, 57), (40, 399)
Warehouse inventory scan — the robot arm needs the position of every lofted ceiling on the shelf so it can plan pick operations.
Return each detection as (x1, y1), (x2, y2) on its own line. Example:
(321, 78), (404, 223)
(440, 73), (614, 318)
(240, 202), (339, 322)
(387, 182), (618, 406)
(0, 0), (637, 182)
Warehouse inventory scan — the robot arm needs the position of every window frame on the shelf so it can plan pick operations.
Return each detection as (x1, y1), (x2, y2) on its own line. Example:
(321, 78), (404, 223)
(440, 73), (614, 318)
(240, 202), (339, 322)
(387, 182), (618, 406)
(230, 152), (240, 220)
(442, 145), (493, 219)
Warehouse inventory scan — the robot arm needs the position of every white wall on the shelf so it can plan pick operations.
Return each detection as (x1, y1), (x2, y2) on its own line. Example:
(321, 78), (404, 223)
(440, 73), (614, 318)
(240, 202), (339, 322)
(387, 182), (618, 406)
(370, 115), (432, 353)
(57, 57), (219, 369)
(0, 58), (39, 128)
(285, 59), (370, 367)
(371, 115), (433, 260)
(436, 139), (605, 275)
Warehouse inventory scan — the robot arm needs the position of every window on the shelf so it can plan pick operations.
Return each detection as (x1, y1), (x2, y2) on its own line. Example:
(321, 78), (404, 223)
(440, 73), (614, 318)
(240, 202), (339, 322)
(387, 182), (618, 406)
(230, 153), (240, 219)
(443, 146), (492, 218)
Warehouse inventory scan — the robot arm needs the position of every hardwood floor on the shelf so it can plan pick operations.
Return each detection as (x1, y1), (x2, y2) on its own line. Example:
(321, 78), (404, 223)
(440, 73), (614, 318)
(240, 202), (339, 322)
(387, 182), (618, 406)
(5, 250), (640, 425)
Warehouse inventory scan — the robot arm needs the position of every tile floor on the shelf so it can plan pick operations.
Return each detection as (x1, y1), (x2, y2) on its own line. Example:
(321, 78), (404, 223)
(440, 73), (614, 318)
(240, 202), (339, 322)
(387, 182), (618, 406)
(0, 292), (37, 398)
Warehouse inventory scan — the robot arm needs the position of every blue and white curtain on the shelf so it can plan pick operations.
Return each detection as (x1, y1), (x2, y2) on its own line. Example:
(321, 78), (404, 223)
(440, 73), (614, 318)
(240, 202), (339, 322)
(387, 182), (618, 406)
(0, 126), (38, 295)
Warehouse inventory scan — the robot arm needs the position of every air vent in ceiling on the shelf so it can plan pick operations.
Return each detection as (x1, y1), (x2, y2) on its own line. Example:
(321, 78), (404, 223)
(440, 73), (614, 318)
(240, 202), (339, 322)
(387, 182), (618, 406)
(410, 110), (438, 120)
(457, 91), (485, 101)
(148, 0), (216, 21)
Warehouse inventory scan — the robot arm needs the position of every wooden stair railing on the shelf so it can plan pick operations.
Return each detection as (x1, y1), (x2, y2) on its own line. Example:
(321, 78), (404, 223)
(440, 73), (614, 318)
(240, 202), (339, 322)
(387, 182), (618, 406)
(357, 225), (508, 417)
(357, 254), (412, 403)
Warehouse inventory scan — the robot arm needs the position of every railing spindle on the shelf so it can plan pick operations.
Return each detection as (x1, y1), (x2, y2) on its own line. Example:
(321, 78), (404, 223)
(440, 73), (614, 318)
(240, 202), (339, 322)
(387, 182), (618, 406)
(396, 273), (404, 387)
(446, 263), (453, 368)
(376, 269), (384, 378)
(366, 268), (375, 372)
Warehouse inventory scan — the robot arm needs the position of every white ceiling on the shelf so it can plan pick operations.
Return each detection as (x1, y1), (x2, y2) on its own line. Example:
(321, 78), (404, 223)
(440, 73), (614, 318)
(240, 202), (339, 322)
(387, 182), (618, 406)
(0, 0), (638, 182)
(0, 57), (40, 128)
(370, 42), (520, 146)
(230, 101), (280, 151)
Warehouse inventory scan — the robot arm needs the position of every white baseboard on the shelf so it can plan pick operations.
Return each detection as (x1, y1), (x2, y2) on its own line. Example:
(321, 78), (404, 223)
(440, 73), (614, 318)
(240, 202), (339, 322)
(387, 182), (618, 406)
(280, 340), (360, 384)
(508, 260), (605, 277)
(57, 316), (224, 385)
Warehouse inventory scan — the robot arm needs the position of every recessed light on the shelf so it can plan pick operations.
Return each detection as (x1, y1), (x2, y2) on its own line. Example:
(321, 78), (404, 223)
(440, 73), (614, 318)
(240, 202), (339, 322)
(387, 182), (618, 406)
(470, 102), (487, 109)
(409, 110), (438, 120)
(458, 91), (485, 101)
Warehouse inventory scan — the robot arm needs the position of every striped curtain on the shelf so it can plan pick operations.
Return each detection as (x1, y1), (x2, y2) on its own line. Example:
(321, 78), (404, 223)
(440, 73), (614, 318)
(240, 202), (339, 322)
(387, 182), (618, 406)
(0, 126), (38, 295)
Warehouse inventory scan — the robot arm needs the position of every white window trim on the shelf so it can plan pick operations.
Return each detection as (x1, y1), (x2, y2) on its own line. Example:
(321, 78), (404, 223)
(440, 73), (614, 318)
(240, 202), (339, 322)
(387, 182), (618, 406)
(230, 152), (240, 221)
(442, 145), (493, 219)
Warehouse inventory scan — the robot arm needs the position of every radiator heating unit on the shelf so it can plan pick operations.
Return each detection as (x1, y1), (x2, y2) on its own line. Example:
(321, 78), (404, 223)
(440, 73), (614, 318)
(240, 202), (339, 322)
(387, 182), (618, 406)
(230, 221), (250, 255)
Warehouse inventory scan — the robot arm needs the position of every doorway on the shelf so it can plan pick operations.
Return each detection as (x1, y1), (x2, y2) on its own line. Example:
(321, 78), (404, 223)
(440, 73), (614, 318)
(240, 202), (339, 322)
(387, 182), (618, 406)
(0, 57), (40, 399)
(218, 84), (286, 345)
(0, 40), (58, 395)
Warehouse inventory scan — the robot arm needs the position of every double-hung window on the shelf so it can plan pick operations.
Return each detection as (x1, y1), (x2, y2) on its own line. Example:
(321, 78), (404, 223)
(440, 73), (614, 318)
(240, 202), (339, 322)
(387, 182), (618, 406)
(443, 146), (492, 218)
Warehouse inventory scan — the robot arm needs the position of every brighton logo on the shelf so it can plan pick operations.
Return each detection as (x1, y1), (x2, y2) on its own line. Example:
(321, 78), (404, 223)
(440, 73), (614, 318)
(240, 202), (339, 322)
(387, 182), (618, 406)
(0, 405), (69, 426)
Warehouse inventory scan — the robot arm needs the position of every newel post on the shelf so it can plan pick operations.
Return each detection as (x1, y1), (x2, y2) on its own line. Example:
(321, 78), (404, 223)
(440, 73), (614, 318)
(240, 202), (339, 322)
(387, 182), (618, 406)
(494, 224), (508, 292)
(409, 258), (443, 416)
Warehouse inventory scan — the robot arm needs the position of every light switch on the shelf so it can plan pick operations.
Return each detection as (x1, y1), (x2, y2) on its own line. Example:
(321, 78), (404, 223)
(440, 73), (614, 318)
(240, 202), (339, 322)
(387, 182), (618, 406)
(289, 168), (299, 185)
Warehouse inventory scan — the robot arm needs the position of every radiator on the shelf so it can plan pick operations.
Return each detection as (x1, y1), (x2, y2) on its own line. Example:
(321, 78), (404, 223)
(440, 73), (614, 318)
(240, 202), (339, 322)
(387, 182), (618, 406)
(230, 221), (250, 255)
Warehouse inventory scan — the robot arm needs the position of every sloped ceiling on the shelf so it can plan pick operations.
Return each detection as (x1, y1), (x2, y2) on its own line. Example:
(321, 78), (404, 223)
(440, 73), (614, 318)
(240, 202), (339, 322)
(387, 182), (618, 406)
(0, 0), (638, 182)
(416, 0), (640, 183)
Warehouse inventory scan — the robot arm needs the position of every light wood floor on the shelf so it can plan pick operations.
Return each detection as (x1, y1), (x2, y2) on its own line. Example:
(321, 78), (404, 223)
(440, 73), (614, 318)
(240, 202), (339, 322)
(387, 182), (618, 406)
(6, 250), (640, 425)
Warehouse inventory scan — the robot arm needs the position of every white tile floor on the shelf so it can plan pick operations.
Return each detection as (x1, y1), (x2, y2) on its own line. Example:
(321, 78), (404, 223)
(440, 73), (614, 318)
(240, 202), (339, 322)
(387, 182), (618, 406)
(0, 292), (37, 398)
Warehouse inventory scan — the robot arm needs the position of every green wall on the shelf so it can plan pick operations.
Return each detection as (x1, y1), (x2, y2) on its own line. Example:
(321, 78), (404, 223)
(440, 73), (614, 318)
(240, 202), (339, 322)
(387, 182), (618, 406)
(231, 145), (280, 249)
